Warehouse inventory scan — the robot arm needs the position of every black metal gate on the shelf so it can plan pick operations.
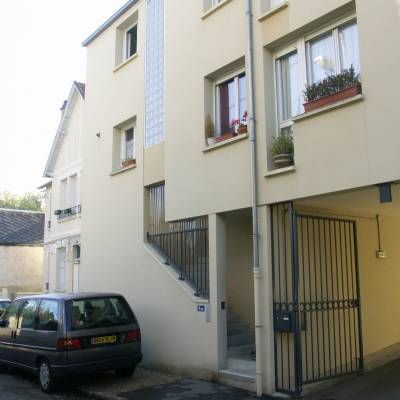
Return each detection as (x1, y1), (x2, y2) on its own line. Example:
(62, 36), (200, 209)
(271, 203), (363, 397)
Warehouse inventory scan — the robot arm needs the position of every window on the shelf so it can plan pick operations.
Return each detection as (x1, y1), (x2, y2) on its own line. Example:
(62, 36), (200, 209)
(124, 24), (137, 60)
(212, 0), (222, 6)
(72, 244), (81, 261)
(306, 20), (360, 83)
(115, 11), (138, 67)
(215, 72), (247, 135)
(145, 0), (165, 148)
(274, 17), (360, 129)
(276, 51), (301, 131)
(60, 179), (67, 210)
(261, 0), (287, 14)
(68, 296), (135, 331)
(36, 300), (59, 331)
(69, 175), (78, 207)
(1, 301), (19, 329)
(18, 300), (38, 330)
(122, 127), (135, 162)
(57, 248), (66, 292)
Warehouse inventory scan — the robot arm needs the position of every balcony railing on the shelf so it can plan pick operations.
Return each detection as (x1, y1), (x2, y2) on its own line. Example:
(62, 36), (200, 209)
(147, 225), (209, 298)
(54, 204), (81, 220)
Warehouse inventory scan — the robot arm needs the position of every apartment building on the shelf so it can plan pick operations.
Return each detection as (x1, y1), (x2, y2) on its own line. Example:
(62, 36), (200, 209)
(41, 81), (84, 293)
(79, 0), (400, 396)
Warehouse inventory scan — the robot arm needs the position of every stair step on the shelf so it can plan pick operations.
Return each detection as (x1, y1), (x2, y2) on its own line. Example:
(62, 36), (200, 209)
(227, 358), (256, 374)
(228, 343), (255, 357)
(228, 332), (255, 346)
(227, 322), (249, 335)
(219, 369), (255, 392)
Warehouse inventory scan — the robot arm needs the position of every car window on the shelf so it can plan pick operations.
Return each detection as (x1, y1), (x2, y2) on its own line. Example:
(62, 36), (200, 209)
(69, 297), (135, 330)
(1, 301), (20, 329)
(18, 300), (38, 329)
(36, 300), (59, 331)
(0, 301), (10, 314)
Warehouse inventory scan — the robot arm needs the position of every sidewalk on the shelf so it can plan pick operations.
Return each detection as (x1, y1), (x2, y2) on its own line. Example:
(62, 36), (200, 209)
(74, 368), (271, 400)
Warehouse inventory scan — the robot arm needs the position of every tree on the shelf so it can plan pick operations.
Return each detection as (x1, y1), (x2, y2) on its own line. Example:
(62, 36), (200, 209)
(0, 191), (43, 212)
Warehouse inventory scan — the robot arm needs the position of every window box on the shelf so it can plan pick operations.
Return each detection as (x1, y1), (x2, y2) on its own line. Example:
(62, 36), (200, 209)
(121, 158), (136, 169)
(271, 131), (294, 168)
(215, 132), (237, 143)
(273, 153), (293, 168)
(303, 83), (361, 112)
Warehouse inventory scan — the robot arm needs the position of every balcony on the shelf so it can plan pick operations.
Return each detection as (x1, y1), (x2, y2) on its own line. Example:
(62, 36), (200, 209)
(54, 205), (81, 221)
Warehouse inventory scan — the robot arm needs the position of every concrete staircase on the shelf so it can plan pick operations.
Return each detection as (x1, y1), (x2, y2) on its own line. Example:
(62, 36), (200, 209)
(219, 309), (256, 391)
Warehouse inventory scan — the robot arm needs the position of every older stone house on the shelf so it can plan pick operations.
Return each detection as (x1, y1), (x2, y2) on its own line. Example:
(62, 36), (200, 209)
(0, 209), (44, 299)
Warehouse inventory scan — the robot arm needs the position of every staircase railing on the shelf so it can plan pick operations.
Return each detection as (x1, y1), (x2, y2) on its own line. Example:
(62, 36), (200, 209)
(147, 225), (209, 298)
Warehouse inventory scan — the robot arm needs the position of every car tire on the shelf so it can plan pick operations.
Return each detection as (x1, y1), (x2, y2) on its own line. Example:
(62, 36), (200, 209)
(115, 365), (136, 377)
(38, 359), (57, 393)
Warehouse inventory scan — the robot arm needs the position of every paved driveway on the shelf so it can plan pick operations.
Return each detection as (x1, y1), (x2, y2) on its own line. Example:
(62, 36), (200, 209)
(306, 359), (400, 400)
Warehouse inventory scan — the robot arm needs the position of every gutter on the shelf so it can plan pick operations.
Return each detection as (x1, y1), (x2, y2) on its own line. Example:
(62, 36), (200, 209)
(246, 0), (263, 396)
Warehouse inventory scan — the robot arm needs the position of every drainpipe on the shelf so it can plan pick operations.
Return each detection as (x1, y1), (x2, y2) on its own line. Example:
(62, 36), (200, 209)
(246, 0), (263, 396)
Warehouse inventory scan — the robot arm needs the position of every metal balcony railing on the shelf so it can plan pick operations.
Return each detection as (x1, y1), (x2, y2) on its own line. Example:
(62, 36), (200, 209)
(55, 204), (81, 220)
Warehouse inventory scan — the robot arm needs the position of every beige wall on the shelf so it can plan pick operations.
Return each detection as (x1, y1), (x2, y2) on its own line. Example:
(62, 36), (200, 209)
(0, 246), (43, 294)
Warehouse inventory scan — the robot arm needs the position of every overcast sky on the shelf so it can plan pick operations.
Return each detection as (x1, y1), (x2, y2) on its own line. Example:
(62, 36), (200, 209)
(0, 0), (127, 194)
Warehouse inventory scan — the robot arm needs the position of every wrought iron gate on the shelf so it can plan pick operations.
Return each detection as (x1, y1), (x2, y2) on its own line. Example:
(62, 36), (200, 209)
(271, 203), (363, 397)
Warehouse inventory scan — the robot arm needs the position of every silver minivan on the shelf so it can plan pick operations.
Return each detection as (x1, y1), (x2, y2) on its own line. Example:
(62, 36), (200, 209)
(0, 293), (142, 392)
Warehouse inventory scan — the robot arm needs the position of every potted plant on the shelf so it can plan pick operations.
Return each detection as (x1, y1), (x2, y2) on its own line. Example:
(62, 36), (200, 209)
(271, 132), (294, 167)
(237, 111), (248, 134)
(205, 114), (217, 146)
(121, 158), (136, 168)
(303, 65), (361, 112)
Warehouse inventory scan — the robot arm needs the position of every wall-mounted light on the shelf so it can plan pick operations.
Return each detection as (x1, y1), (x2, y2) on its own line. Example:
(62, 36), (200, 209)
(378, 183), (392, 203)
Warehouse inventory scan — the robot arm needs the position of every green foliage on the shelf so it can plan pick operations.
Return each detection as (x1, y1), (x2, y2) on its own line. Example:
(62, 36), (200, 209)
(303, 65), (361, 102)
(0, 191), (43, 212)
(271, 132), (294, 156)
(205, 114), (214, 138)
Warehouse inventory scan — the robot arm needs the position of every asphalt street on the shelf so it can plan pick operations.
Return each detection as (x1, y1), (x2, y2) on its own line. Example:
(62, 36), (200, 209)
(0, 371), (89, 400)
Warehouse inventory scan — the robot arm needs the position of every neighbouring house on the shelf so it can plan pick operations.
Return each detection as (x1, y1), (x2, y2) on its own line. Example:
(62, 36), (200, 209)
(45, 0), (400, 397)
(40, 81), (84, 294)
(0, 208), (44, 299)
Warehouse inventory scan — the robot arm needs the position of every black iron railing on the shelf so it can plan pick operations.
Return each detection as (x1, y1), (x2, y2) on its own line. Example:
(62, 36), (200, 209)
(55, 204), (81, 220)
(147, 226), (209, 298)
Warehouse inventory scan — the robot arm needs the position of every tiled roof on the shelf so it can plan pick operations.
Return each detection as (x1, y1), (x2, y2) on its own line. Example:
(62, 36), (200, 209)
(0, 209), (44, 246)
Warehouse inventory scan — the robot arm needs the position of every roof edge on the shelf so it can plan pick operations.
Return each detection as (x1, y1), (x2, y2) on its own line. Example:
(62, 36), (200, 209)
(82, 0), (139, 47)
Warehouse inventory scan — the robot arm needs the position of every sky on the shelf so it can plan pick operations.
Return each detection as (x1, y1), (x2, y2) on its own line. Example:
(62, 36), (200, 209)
(0, 0), (127, 194)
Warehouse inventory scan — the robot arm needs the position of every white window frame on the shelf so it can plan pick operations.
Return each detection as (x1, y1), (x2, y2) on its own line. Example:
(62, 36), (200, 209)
(57, 247), (66, 292)
(120, 125), (135, 164)
(212, 0), (222, 7)
(123, 23), (138, 61)
(68, 174), (78, 208)
(273, 14), (357, 136)
(213, 68), (246, 135)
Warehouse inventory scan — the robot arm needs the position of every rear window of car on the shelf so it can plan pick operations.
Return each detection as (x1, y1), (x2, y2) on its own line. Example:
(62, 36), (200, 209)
(67, 297), (136, 331)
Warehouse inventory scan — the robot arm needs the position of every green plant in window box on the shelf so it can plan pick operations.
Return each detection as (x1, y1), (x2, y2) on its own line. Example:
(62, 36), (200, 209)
(271, 132), (294, 168)
(303, 66), (361, 112)
(121, 158), (136, 169)
(205, 114), (217, 146)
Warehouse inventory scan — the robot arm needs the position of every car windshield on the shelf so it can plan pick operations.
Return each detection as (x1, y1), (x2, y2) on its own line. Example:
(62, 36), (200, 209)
(68, 297), (135, 330)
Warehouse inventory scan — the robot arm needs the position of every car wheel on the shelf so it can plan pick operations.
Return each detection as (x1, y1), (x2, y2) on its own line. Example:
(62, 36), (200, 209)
(115, 365), (136, 377)
(38, 359), (57, 393)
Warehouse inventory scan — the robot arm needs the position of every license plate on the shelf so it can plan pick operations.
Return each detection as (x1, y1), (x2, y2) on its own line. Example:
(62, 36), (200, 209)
(91, 335), (117, 345)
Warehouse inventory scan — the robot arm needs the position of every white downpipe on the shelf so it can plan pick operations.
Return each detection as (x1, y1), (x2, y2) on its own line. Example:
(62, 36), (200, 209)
(246, 0), (263, 396)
